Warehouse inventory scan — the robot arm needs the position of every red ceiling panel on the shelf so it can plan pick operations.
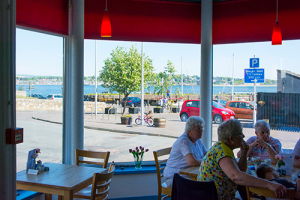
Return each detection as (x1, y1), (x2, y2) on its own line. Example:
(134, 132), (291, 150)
(16, 0), (68, 35)
(16, 0), (300, 44)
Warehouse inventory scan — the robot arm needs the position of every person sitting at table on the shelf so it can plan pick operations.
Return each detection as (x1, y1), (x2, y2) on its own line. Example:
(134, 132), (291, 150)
(237, 120), (281, 164)
(164, 116), (207, 188)
(256, 163), (300, 199)
(292, 139), (300, 167)
(198, 119), (287, 200)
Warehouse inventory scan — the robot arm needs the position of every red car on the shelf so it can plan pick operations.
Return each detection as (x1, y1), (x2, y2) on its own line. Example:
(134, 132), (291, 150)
(180, 100), (235, 123)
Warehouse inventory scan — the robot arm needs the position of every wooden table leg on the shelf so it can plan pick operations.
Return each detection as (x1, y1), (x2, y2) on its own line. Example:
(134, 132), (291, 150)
(45, 194), (52, 200)
(64, 190), (73, 200)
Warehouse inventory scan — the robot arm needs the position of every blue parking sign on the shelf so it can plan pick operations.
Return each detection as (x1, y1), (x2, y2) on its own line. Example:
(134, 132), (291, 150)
(250, 58), (259, 68)
(244, 69), (264, 83)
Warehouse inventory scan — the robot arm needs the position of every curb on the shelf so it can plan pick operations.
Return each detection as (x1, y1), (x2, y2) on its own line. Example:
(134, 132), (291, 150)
(31, 116), (178, 139)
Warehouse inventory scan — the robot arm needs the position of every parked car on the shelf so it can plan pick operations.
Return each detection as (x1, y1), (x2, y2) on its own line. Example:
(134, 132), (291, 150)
(47, 94), (63, 100)
(213, 99), (227, 107)
(29, 94), (46, 99)
(121, 97), (145, 107)
(179, 100), (235, 123)
(225, 100), (256, 119)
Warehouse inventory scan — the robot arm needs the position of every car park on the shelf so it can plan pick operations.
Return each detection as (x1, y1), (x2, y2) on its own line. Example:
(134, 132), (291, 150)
(47, 94), (63, 100)
(29, 94), (46, 99)
(225, 100), (256, 119)
(179, 100), (235, 123)
(213, 99), (227, 107)
(121, 97), (145, 107)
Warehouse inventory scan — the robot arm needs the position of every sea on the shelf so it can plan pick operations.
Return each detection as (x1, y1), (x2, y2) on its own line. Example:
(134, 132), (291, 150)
(17, 84), (277, 97)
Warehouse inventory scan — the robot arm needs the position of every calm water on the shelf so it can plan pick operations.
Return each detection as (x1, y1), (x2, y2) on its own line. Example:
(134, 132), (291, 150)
(17, 84), (277, 97)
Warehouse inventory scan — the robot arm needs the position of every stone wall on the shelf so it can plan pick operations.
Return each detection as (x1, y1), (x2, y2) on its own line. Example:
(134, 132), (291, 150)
(16, 98), (106, 111)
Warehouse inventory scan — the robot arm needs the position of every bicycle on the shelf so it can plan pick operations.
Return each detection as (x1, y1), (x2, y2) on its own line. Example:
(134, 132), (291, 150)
(135, 112), (154, 126)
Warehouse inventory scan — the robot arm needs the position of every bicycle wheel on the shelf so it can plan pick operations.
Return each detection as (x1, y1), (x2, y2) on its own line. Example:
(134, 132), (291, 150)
(147, 118), (154, 126)
(135, 118), (142, 125)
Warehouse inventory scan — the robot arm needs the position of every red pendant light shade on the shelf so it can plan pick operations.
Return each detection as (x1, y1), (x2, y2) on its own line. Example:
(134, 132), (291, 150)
(272, 0), (282, 45)
(272, 20), (282, 45)
(101, 9), (111, 37)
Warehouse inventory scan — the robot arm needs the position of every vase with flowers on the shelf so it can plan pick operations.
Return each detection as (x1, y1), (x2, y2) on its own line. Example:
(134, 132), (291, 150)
(129, 146), (149, 169)
(275, 154), (285, 169)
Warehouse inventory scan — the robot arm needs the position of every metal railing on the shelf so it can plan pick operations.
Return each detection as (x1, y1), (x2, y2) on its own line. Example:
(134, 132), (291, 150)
(257, 92), (300, 131)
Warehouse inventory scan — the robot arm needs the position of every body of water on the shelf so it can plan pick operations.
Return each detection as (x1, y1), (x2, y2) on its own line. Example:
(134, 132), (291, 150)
(17, 84), (277, 97)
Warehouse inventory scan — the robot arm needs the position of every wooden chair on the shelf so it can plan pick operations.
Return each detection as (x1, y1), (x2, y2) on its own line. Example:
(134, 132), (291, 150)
(76, 149), (110, 168)
(246, 186), (295, 200)
(57, 149), (110, 200)
(74, 163), (115, 200)
(153, 147), (172, 200)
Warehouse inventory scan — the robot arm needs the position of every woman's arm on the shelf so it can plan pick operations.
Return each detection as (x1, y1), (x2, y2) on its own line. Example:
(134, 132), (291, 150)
(237, 141), (249, 172)
(294, 155), (300, 167)
(219, 157), (287, 198)
(185, 153), (201, 167)
(237, 141), (256, 158)
(257, 139), (279, 164)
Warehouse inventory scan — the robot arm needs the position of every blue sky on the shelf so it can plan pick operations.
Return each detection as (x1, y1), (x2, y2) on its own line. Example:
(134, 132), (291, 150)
(16, 28), (300, 80)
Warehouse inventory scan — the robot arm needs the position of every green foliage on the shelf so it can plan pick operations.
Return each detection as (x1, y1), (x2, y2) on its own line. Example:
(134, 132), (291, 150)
(153, 60), (176, 95)
(99, 45), (155, 113)
(175, 87), (183, 97)
(99, 45), (155, 96)
(18, 85), (25, 91)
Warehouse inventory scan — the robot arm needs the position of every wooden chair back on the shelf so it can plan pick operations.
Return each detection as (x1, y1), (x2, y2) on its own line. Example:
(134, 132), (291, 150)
(90, 164), (115, 200)
(246, 186), (295, 200)
(153, 147), (172, 200)
(75, 149), (110, 168)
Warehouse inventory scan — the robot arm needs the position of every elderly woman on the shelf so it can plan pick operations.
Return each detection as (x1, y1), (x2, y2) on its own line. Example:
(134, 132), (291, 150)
(237, 120), (281, 164)
(164, 116), (207, 187)
(197, 119), (287, 200)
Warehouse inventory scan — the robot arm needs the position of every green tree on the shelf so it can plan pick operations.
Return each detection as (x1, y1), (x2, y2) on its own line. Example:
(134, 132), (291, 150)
(99, 45), (155, 114)
(164, 60), (176, 99)
(17, 85), (25, 91)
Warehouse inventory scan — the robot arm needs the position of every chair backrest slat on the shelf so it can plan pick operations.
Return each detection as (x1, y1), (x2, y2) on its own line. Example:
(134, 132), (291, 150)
(91, 164), (115, 200)
(246, 186), (295, 200)
(75, 149), (110, 168)
(153, 147), (172, 196)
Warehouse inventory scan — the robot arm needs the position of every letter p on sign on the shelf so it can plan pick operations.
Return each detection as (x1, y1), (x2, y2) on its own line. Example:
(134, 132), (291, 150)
(250, 58), (259, 68)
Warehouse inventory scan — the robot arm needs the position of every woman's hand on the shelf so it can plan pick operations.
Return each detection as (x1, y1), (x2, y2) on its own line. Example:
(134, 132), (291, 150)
(250, 139), (260, 149)
(267, 181), (287, 198)
(256, 138), (270, 148)
(240, 140), (249, 154)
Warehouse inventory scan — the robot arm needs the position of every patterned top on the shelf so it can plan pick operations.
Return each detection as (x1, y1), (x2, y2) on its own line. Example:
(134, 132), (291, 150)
(197, 141), (237, 200)
(247, 136), (282, 160)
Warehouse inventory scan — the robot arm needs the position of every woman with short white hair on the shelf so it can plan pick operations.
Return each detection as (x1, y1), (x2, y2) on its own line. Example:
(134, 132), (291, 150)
(164, 116), (207, 188)
(237, 120), (281, 164)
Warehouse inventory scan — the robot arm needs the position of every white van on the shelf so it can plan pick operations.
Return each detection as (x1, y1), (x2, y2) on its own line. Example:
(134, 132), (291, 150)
(47, 94), (63, 100)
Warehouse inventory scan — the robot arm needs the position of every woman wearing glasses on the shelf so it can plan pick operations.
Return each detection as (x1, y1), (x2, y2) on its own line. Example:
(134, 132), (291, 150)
(164, 116), (207, 188)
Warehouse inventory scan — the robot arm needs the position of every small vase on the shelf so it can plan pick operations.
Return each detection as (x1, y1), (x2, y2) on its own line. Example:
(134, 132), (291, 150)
(134, 155), (143, 169)
(276, 162), (282, 170)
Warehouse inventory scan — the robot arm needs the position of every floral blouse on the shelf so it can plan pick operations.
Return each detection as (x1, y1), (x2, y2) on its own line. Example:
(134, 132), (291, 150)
(197, 141), (237, 200)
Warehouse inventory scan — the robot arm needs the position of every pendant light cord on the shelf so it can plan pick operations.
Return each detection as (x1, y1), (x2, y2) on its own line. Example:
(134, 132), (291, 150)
(276, 0), (278, 20)
(105, 0), (108, 11)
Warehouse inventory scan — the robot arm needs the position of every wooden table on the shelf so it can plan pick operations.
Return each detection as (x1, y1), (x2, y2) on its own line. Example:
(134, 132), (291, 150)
(179, 166), (199, 181)
(179, 165), (300, 183)
(17, 162), (107, 200)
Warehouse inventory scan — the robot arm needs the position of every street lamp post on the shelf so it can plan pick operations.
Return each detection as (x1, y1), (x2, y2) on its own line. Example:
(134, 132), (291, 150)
(95, 40), (97, 119)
